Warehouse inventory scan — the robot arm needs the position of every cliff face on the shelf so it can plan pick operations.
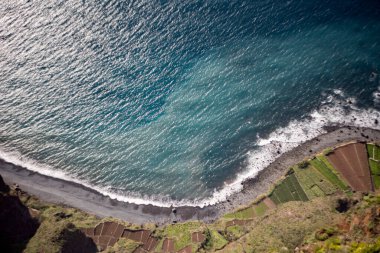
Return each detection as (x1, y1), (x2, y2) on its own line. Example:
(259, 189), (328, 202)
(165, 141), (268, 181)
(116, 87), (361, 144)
(0, 175), (39, 252)
(0, 175), (99, 253)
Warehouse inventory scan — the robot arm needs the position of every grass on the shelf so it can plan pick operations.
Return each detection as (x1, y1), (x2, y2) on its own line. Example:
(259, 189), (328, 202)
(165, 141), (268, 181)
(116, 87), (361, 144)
(223, 200), (270, 220)
(24, 204), (102, 253)
(234, 197), (342, 253)
(310, 157), (349, 191)
(223, 206), (255, 220)
(225, 225), (245, 241)
(41, 206), (100, 228)
(220, 242), (245, 253)
(210, 229), (228, 250)
(157, 221), (204, 251)
(254, 201), (268, 216)
(104, 238), (141, 253)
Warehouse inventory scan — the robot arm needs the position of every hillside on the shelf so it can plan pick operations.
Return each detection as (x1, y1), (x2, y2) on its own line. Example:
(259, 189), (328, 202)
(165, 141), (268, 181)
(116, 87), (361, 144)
(1, 141), (380, 252)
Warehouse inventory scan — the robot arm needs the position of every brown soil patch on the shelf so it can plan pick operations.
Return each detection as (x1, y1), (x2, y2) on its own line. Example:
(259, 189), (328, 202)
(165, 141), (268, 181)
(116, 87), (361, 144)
(143, 236), (159, 251)
(177, 245), (192, 253)
(191, 232), (205, 243)
(226, 219), (253, 227)
(162, 238), (175, 252)
(94, 223), (103, 236)
(327, 143), (373, 191)
(133, 247), (147, 253)
(122, 229), (151, 244)
(83, 222), (158, 251)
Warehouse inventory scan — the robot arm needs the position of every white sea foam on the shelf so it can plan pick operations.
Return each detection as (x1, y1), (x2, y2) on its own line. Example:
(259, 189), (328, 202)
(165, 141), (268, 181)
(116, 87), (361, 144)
(0, 90), (380, 208)
(198, 91), (380, 206)
(373, 86), (380, 104)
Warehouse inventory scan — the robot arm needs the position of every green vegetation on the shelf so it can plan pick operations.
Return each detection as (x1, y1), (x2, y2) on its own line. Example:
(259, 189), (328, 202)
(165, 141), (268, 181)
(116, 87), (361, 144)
(298, 160), (310, 169)
(201, 229), (212, 250)
(104, 238), (140, 253)
(310, 157), (349, 191)
(369, 159), (380, 175)
(322, 147), (334, 156)
(40, 206), (100, 228)
(227, 198), (342, 253)
(367, 144), (375, 159)
(253, 201), (268, 216)
(223, 206), (254, 220)
(157, 221), (204, 251)
(6, 141), (380, 253)
(372, 175), (380, 189)
(225, 225), (245, 241)
(223, 200), (269, 220)
(269, 173), (308, 205)
(293, 163), (336, 199)
(367, 143), (380, 161)
(25, 216), (95, 253)
(367, 144), (380, 190)
(23, 204), (101, 252)
(209, 230), (228, 250)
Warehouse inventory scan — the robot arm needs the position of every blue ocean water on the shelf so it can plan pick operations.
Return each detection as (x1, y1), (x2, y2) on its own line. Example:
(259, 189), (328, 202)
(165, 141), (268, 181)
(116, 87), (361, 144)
(1, 0), (380, 206)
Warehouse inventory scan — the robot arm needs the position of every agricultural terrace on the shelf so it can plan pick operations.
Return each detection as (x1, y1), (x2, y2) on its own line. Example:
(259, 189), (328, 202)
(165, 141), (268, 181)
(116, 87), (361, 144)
(22, 142), (380, 253)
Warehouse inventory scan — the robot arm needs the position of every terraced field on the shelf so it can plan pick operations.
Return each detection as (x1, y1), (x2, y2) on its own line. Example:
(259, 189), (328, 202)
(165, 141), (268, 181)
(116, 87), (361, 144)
(326, 143), (373, 192)
(310, 156), (349, 191)
(269, 172), (308, 204)
(223, 197), (273, 220)
(367, 144), (380, 189)
(293, 163), (337, 199)
(80, 142), (380, 252)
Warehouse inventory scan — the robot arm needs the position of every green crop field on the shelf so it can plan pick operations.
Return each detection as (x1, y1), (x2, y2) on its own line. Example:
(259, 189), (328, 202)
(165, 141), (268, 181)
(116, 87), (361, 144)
(158, 222), (204, 251)
(369, 159), (380, 175)
(367, 144), (375, 159)
(223, 206), (254, 220)
(253, 201), (268, 216)
(367, 144), (380, 161)
(269, 190), (282, 205)
(288, 173), (309, 201)
(293, 163), (337, 199)
(310, 157), (349, 191)
(367, 144), (380, 190)
(269, 173), (308, 204)
(372, 175), (380, 190)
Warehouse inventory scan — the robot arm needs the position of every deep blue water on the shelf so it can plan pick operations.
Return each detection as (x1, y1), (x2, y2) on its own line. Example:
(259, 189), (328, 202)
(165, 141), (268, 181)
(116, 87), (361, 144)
(1, 0), (380, 206)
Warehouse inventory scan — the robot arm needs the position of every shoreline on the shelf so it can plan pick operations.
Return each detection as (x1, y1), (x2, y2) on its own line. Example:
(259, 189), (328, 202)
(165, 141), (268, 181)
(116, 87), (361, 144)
(1, 126), (380, 225)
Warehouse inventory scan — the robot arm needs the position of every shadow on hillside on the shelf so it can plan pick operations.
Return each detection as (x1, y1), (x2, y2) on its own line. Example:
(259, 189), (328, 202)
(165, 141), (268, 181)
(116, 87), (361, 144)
(0, 175), (40, 252)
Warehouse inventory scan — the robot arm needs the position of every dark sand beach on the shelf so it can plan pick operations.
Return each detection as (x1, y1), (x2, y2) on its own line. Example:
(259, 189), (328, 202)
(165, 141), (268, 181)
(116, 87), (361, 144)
(1, 126), (380, 225)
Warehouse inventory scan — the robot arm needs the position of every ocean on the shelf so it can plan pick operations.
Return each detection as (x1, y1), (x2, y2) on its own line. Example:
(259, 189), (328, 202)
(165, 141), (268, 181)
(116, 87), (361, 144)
(1, 0), (380, 207)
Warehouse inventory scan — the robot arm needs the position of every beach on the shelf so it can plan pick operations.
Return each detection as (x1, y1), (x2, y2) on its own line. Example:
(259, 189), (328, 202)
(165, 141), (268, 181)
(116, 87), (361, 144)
(1, 126), (380, 225)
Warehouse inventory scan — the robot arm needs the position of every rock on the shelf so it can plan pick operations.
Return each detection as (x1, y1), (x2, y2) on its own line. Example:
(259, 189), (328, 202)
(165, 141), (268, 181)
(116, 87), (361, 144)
(0, 175), (9, 193)
(54, 212), (72, 220)
(0, 192), (39, 248)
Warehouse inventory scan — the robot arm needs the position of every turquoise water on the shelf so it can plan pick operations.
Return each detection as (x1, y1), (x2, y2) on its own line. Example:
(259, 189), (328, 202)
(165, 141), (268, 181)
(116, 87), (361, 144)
(1, 0), (380, 206)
